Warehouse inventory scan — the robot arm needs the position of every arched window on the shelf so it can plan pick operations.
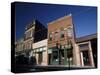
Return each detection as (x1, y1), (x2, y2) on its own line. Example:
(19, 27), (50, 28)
(60, 31), (64, 38)
(49, 33), (52, 41)
(67, 27), (73, 38)
(54, 32), (59, 41)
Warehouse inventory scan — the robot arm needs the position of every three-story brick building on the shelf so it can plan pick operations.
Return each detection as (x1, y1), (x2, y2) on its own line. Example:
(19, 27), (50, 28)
(24, 20), (47, 57)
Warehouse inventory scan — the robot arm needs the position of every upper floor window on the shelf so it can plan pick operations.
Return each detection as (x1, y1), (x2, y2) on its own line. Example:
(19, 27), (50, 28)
(29, 30), (32, 37)
(25, 29), (34, 39)
(67, 27), (73, 38)
(60, 31), (64, 38)
(54, 32), (59, 41)
(30, 29), (33, 37)
(49, 33), (52, 41)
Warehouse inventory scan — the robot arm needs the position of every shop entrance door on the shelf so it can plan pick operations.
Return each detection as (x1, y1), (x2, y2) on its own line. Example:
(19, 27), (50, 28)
(82, 50), (90, 66)
(38, 52), (42, 64)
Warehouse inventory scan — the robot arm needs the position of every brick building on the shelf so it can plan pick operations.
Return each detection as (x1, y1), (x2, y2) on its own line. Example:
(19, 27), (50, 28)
(47, 14), (80, 66)
(23, 20), (47, 56)
(15, 15), (97, 67)
(76, 33), (97, 68)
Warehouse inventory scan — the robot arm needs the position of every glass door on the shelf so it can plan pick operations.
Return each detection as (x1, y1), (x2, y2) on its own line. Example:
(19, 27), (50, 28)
(82, 51), (90, 66)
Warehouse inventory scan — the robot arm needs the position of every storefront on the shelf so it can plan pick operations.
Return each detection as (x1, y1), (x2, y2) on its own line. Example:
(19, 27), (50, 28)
(78, 42), (95, 67)
(48, 44), (73, 66)
(32, 39), (48, 65)
(76, 33), (97, 67)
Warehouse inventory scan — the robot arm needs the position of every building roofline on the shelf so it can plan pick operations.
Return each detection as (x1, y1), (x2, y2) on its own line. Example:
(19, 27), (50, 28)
(25, 20), (36, 30)
(76, 33), (97, 43)
(48, 14), (72, 25)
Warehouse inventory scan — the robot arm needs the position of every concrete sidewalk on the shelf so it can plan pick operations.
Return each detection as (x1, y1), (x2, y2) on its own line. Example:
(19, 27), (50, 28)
(15, 64), (95, 73)
(35, 65), (95, 68)
(29, 65), (95, 71)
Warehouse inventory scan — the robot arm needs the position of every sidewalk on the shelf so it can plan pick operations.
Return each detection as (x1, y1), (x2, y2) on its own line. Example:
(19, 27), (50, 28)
(35, 64), (95, 68)
(15, 64), (95, 73)
(29, 65), (95, 71)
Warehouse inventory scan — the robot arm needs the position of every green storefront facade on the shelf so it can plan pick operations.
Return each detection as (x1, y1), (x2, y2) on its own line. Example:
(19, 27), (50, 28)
(48, 44), (73, 66)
